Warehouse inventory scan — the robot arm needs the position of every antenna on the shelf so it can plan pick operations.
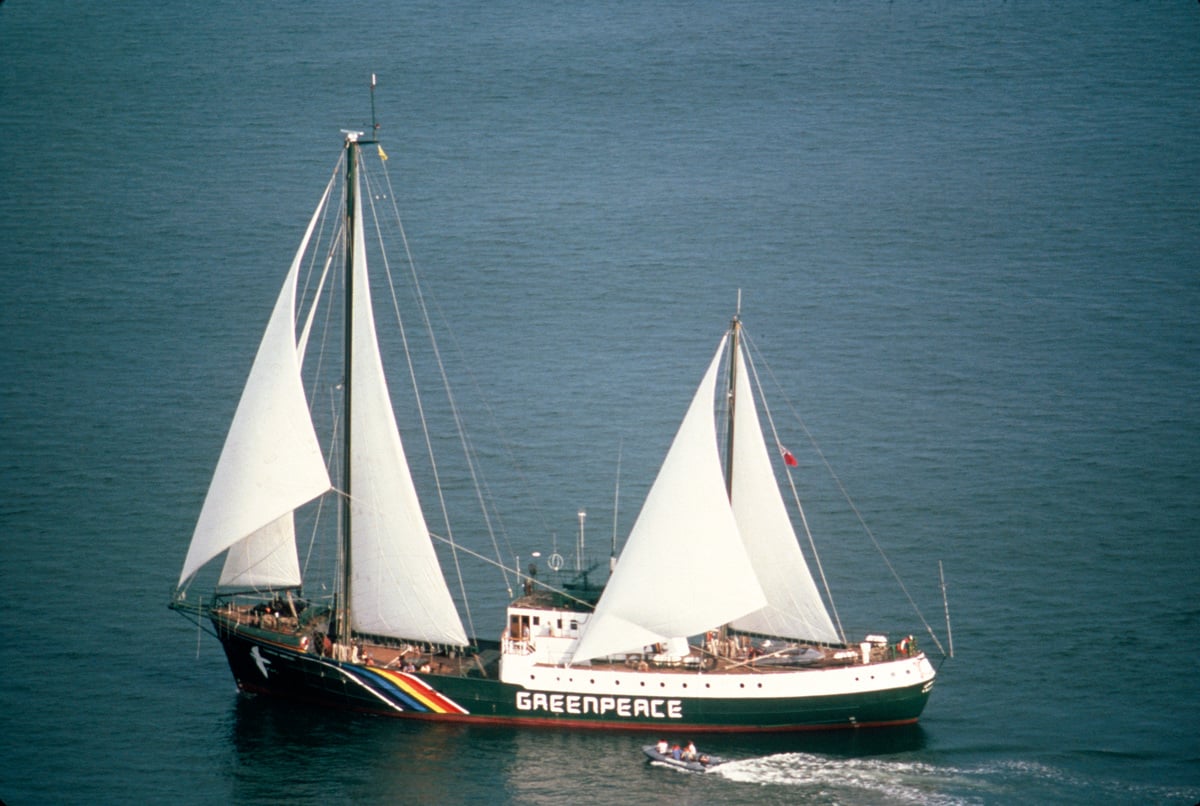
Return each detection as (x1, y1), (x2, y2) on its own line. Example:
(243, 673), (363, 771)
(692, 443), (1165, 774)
(576, 509), (587, 572)
(370, 73), (380, 137)
(611, 440), (622, 572)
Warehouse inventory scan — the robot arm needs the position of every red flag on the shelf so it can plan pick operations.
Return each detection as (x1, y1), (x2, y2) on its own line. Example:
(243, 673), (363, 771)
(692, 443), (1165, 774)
(781, 447), (798, 467)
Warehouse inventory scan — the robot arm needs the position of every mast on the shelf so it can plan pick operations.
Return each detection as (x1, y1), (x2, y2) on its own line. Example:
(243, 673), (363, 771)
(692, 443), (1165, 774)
(718, 300), (741, 645)
(723, 311), (741, 500)
(334, 76), (387, 651)
(335, 130), (362, 649)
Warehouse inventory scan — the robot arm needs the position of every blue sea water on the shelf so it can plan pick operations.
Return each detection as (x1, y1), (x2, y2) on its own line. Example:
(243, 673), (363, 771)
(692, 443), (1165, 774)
(2, 1), (1198, 803)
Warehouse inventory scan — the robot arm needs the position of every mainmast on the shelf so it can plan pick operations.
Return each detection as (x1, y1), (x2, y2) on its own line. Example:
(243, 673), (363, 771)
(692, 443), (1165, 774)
(718, 299), (742, 645)
(334, 131), (361, 649)
(335, 78), (381, 652)
(723, 306), (742, 501)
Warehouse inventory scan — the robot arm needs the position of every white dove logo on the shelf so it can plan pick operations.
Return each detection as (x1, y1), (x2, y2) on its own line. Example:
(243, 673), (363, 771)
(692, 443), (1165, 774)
(250, 646), (272, 679)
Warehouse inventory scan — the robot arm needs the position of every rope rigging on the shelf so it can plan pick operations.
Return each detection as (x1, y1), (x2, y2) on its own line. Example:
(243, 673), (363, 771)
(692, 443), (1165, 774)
(741, 327), (946, 657)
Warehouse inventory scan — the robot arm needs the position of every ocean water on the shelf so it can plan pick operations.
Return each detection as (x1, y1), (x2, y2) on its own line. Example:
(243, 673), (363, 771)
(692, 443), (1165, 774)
(2, 1), (1198, 803)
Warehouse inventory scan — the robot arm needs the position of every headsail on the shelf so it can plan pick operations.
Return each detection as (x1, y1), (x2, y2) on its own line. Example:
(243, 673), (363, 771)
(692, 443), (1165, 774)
(570, 337), (767, 664)
(728, 342), (839, 643)
(346, 155), (468, 646)
(217, 515), (303, 590)
(177, 187), (335, 588)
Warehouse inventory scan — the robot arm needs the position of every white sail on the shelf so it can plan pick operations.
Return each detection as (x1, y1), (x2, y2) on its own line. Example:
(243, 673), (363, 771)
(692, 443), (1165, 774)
(346, 162), (469, 647)
(728, 343), (839, 643)
(570, 337), (767, 664)
(177, 199), (334, 587)
(216, 187), (334, 593)
(217, 515), (302, 590)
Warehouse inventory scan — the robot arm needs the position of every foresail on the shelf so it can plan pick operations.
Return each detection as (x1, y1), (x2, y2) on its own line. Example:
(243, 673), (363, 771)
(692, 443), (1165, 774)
(217, 515), (302, 590)
(347, 163), (469, 647)
(728, 343), (839, 643)
(212, 176), (336, 593)
(177, 192), (334, 588)
(570, 337), (767, 664)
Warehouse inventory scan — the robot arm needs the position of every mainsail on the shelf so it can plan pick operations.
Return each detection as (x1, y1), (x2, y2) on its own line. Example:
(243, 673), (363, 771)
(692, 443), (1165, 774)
(345, 165), (468, 646)
(728, 342), (839, 643)
(570, 337), (768, 664)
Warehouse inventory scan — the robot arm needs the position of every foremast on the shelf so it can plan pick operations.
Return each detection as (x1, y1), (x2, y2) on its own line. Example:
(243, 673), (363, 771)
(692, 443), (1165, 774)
(333, 130), (371, 649)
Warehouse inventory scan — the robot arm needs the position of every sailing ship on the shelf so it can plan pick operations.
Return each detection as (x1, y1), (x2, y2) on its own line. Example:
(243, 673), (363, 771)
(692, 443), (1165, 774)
(170, 129), (938, 731)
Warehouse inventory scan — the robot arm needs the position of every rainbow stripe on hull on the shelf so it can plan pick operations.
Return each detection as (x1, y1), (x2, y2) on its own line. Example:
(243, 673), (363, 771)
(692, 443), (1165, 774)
(347, 666), (469, 715)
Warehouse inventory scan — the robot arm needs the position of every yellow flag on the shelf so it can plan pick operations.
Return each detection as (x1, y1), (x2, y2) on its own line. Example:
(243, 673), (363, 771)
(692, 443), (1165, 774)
(378, 144), (388, 161)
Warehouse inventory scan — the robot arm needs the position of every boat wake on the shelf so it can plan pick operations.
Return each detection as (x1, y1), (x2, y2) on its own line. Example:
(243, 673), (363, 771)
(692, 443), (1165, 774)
(711, 753), (986, 804)
(710, 753), (1198, 804)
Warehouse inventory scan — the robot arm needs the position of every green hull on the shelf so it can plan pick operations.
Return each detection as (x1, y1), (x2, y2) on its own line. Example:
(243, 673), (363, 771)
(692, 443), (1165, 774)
(215, 622), (933, 732)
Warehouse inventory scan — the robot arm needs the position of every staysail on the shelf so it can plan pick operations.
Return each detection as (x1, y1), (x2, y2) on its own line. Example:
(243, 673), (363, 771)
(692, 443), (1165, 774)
(728, 342), (839, 643)
(346, 159), (468, 647)
(570, 337), (768, 664)
(177, 185), (335, 588)
(217, 516), (303, 590)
